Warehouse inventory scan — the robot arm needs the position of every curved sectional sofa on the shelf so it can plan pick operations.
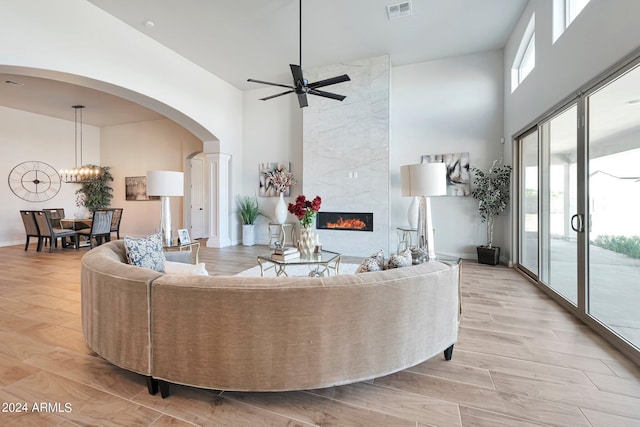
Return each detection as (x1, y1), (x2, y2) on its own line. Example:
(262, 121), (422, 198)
(81, 240), (460, 397)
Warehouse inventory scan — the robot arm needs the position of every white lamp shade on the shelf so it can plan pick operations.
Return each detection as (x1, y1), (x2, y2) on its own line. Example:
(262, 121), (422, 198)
(146, 170), (184, 197)
(400, 163), (447, 197)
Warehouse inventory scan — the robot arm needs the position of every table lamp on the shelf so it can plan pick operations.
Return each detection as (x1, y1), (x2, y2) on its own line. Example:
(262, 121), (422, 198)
(146, 170), (184, 246)
(400, 163), (447, 261)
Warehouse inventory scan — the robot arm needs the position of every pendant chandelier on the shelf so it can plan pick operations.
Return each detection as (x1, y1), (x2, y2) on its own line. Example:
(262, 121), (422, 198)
(59, 105), (102, 183)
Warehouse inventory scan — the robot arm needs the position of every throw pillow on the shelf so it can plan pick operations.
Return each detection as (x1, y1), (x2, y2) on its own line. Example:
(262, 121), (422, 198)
(387, 248), (412, 269)
(124, 233), (166, 272)
(368, 249), (385, 269)
(164, 261), (209, 276)
(356, 257), (383, 273)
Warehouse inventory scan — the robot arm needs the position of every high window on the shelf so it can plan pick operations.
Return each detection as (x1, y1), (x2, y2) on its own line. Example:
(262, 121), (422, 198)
(511, 13), (535, 92)
(553, 0), (591, 42)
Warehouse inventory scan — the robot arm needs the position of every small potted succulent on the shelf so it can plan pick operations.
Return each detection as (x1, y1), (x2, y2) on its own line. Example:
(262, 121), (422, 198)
(237, 195), (262, 246)
(471, 159), (512, 265)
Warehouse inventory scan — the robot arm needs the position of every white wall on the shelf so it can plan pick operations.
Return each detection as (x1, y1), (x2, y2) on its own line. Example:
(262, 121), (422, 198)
(391, 50), (505, 259)
(241, 88), (303, 245)
(0, 0), (240, 152)
(0, 110), (202, 246)
(241, 51), (504, 258)
(1, 0), (243, 247)
(0, 106), (99, 245)
(504, 0), (640, 261)
(100, 119), (202, 238)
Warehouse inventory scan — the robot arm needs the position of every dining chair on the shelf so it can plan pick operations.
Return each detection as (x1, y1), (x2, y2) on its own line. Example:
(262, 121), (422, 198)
(34, 211), (79, 252)
(109, 208), (123, 239)
(42, 208), (66, 228)
(20, 210), (43, 251)
(78, 209), (113, 248)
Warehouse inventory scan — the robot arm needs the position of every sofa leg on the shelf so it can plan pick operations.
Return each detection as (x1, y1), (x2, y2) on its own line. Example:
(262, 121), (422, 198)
(159, 380), (170, 399)
(444, 344), (454, 361)
(146, 376), (158, 395)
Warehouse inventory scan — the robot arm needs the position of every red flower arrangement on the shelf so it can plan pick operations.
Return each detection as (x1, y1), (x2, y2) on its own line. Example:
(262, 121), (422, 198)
(288, 195), (321, 228)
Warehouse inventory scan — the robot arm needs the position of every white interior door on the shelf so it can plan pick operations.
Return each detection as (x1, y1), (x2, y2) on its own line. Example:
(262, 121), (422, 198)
(190, 157), (204, 239)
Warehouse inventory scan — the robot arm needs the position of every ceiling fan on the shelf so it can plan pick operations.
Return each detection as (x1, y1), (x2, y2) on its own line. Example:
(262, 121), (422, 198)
(247, 0), (351, 108)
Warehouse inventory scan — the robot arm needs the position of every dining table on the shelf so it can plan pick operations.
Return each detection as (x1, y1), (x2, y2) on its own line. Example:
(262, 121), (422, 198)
(60, 217), (93, 231)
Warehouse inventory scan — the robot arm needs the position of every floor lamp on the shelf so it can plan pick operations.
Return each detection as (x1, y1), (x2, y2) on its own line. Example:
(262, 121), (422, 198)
(400, 163), (447, 261)
(146, 170), (184, 246)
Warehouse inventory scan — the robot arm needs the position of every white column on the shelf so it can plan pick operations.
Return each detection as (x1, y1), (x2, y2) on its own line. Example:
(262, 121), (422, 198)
(206, 153), (232, 248)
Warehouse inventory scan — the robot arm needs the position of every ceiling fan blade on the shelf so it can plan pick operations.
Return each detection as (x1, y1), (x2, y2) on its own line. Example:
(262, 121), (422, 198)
(259, 90), (295, 101)
(296, 92), (308, 108)
(247, 79), (294, 90)
(290, 64), (305, 85)
(308, 89), (346, 101)
(308, 74), (350, 89)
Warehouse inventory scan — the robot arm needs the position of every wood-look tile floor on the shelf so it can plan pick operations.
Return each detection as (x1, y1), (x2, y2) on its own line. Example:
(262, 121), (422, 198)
(0, 242), (639, 426)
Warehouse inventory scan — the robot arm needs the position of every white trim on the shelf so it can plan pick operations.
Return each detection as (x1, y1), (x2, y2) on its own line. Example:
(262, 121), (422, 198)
(205, 153), (232, 248)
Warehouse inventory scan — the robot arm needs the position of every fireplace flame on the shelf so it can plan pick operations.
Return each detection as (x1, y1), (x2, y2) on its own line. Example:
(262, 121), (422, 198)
(326, 217), (367, 230)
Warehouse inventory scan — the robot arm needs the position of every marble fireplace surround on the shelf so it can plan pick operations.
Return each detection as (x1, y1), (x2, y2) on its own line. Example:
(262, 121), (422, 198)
(303, 55), (390, 257)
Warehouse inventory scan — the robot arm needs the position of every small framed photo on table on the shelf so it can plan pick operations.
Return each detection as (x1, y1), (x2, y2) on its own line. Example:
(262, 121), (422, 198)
(177, 229), (191, 245)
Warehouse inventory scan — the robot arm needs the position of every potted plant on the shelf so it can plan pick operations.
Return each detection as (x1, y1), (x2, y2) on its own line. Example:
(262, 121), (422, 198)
(237, 195), (263, 246)
(75, 165), (114, 215)
(471, 159), (512, 265)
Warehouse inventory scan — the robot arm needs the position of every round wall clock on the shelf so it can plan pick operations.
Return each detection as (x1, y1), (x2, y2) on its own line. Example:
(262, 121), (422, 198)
(8, 161), (62, 202)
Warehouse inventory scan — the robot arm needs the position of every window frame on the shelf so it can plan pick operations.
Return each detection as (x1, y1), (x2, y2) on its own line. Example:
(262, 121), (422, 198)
(511, 13), (536, 92)
(553, 0), (591, 43)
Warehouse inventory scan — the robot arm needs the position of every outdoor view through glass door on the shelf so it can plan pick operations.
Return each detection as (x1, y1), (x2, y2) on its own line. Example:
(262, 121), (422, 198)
(540, 105), (578, 305)
(519, 130), (538, 276)
(587, 63), (640, 349)
(516, 58), (640, 355)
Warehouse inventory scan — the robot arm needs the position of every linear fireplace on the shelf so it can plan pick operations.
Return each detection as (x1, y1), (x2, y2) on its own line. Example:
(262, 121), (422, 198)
(316, 212), (373, 232)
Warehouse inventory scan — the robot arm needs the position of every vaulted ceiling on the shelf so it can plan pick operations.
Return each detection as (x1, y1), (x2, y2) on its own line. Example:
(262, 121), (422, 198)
(1, 0), (527, 126)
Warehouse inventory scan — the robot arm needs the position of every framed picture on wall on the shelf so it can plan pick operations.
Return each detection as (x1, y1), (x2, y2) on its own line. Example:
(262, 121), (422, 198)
(125, 176), (160, 201)
(421, 152), (470, 196)
(258, 162), (292, 197)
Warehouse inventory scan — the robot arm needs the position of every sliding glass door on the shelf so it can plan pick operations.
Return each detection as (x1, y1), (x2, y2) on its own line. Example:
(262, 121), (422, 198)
(516, 57), (640, 355)
(540, 105), (579, 305)
(586, 63), (640, 349)
(519, 130), (539, 276)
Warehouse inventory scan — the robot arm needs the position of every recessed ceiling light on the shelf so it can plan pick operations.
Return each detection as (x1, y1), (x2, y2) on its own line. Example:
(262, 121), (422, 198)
(143, 19), (155, 29)
(4, 80), (24, 86)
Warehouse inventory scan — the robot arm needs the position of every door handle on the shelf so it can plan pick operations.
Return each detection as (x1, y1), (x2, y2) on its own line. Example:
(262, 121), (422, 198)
(571, 214), (584, 233)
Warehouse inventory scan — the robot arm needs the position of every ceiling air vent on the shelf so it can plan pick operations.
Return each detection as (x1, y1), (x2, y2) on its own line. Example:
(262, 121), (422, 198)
(386, 1), (413, 20)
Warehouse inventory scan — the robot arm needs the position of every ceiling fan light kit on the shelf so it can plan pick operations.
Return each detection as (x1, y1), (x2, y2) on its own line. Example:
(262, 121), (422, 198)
(248, 0), (350, 108)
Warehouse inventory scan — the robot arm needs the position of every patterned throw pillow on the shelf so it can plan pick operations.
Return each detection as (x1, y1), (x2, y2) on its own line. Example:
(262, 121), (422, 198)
(369, 249), (385, 269)
(124, 233), (166, 272)
(356, 256), (383, 273)
(387, 248), (412, 269)
(355, 249), (386, 274)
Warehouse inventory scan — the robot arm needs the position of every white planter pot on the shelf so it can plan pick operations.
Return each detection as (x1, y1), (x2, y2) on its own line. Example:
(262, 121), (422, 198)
(242, 224), (255, 246)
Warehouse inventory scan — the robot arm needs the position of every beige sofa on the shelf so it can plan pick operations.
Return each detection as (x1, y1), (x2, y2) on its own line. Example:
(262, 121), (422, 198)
(81, 240), (460, 397)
